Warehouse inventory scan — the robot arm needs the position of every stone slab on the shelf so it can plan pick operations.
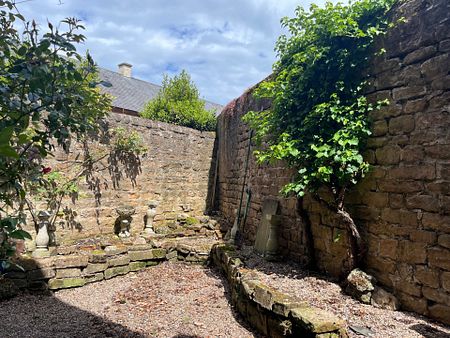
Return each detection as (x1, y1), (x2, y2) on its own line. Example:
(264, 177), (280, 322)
(104, 265), (130, 279)
(107, 255), (130, 267)
(129, 261), (147, 271)
(27, 268), (56, 281)
(83, 263), (108, 275)
(54, 255), (89, 269)
(85, 273), (104, 284)
(55, 268), (82, 279)
(48, 277), (86, 290)
(290, 306), (345, 334)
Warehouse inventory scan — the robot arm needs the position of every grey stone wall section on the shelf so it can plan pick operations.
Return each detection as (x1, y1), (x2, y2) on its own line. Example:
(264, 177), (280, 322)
(32, 113), (215, 242)
(215, 0), (450, 325)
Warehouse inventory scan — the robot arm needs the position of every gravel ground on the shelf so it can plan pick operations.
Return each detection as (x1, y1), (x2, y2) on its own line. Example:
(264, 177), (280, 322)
(0, 262), (258, 338)
(245, 254), (450, 338)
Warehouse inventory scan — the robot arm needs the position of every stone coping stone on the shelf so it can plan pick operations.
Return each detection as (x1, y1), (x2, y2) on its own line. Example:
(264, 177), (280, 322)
(211, 243), (348, 338)
(290, 307), (346, 334)
(104, 245), (128, 256)
(54, 255), (89, 269)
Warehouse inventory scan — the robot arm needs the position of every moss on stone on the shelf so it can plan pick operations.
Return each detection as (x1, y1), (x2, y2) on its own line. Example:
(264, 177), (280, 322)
(48, 277), (86, 290)
(186, 216), (199, 225)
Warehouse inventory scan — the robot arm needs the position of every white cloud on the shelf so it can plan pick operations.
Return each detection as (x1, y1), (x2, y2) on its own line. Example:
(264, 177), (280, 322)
(17, 0), (336, 104)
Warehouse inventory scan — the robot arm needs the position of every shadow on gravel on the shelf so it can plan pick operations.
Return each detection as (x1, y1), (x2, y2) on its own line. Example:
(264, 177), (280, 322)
(204, 266), (264, 338)
(0, 292), (146, 338)
(410, 323), (450, 338)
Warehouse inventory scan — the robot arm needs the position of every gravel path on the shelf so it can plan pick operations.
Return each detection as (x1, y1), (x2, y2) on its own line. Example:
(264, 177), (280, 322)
(245, 254), (450, 338)
(0, 262), (258, 338)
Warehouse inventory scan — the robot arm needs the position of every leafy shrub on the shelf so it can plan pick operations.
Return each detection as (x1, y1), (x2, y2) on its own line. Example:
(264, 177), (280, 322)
(141, 70), (216, 131)
(243, 0), (398, 268)
(111, 127), (147, 155)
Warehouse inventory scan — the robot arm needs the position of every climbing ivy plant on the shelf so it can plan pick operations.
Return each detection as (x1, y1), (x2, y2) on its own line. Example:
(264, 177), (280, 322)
(243, 0), (397, 269)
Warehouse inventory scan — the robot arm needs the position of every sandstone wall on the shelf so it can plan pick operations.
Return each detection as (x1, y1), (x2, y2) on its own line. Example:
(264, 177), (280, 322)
(29, 113), (215, 244)
(215, 0), (450, 324)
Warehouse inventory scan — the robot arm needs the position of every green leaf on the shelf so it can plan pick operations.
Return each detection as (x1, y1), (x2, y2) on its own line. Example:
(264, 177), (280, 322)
(9, 229), (32, 240)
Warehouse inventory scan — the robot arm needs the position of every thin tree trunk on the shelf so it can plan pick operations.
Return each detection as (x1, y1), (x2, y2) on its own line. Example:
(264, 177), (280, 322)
(313, 194), (364, 271)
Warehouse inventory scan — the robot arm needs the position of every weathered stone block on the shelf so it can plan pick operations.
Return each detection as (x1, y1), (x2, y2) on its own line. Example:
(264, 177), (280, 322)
(88, 251), (108, 263)
(104, 245), (128, 256)
(166, 250), (177, 260)
(129, 261), (147, 271)
(247, 302), (268, 336)
(27, 268), (56, 281)
(381, 209), (418, 227)
(404, 46), (437, 65)
(429, 304), (450, 325)
(392, 86), (426, 101)
(128, 250), (154, 261)
(375, 145), (401, 165)
(422, 286), (450, 305)
(151, 248), (167, 259)
(56, 268), (82, 279)
(83, 263), (108, 275)
(48, 277), (85, 290)
(438, 235), (450, 249)
(17, 257), (54, 271)
(84, 272), (104, 284)
(127, 244), (153, 251)
(442, 272), (450, 293)
(371, 287), (399, 310)
(379, 238), (398, 259)
(397, 292), (427, 315)
(399, 241), (427, 264)
(409, 230), (437, 244)
(428, 247), (450, 270)
(389, 165), (435, 180)
(104, 265), (130, 279)
(421, 54), (450, 80)
(422, 213), (450, 232)
(54, 255), (89, 269)
(290, 306), (345, 334)
(379, 180), (423, 194)
(107, 255), (130, 267)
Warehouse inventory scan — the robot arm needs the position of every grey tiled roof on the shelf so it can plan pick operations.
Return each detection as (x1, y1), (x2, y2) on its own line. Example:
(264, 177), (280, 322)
(98, 68), (223, 115)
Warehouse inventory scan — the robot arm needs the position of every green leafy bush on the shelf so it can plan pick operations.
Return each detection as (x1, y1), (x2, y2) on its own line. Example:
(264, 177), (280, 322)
(243, 0), (397, 268)
(141, 70), (216, 131)
(0, 0), (110, 264)
(111, 127), (147, 155)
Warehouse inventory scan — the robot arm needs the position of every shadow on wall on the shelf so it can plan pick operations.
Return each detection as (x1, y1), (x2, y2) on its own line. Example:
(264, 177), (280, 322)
(205, 135), (219, 214)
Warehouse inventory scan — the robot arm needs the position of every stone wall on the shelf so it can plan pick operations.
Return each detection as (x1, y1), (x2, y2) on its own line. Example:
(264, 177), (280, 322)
(215, 0), (450, 324)
(28, 112), (215, 244)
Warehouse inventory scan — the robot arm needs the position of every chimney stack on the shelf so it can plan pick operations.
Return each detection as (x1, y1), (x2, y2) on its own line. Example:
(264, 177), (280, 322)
(118, 62), (132, 78)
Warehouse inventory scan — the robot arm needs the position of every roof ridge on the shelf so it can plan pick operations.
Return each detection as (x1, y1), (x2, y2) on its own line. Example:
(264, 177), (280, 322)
(99, 67), (162, 88)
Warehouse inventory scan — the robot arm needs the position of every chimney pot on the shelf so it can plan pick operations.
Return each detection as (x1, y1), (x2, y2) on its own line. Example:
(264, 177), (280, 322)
(118, 62), (132, 77)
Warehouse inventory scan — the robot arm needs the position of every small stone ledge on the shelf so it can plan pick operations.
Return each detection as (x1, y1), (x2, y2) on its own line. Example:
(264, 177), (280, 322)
(211, 244), (348, 338)
(5, 237), (218, 292)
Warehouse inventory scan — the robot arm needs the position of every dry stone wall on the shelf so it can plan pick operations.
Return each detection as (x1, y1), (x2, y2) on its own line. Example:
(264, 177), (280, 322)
(215, 0), (450, 324)
(28, 113), (215, 244)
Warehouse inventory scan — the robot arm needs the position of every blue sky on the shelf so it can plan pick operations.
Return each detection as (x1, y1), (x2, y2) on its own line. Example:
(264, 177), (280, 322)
(17, 0), (335, 105)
